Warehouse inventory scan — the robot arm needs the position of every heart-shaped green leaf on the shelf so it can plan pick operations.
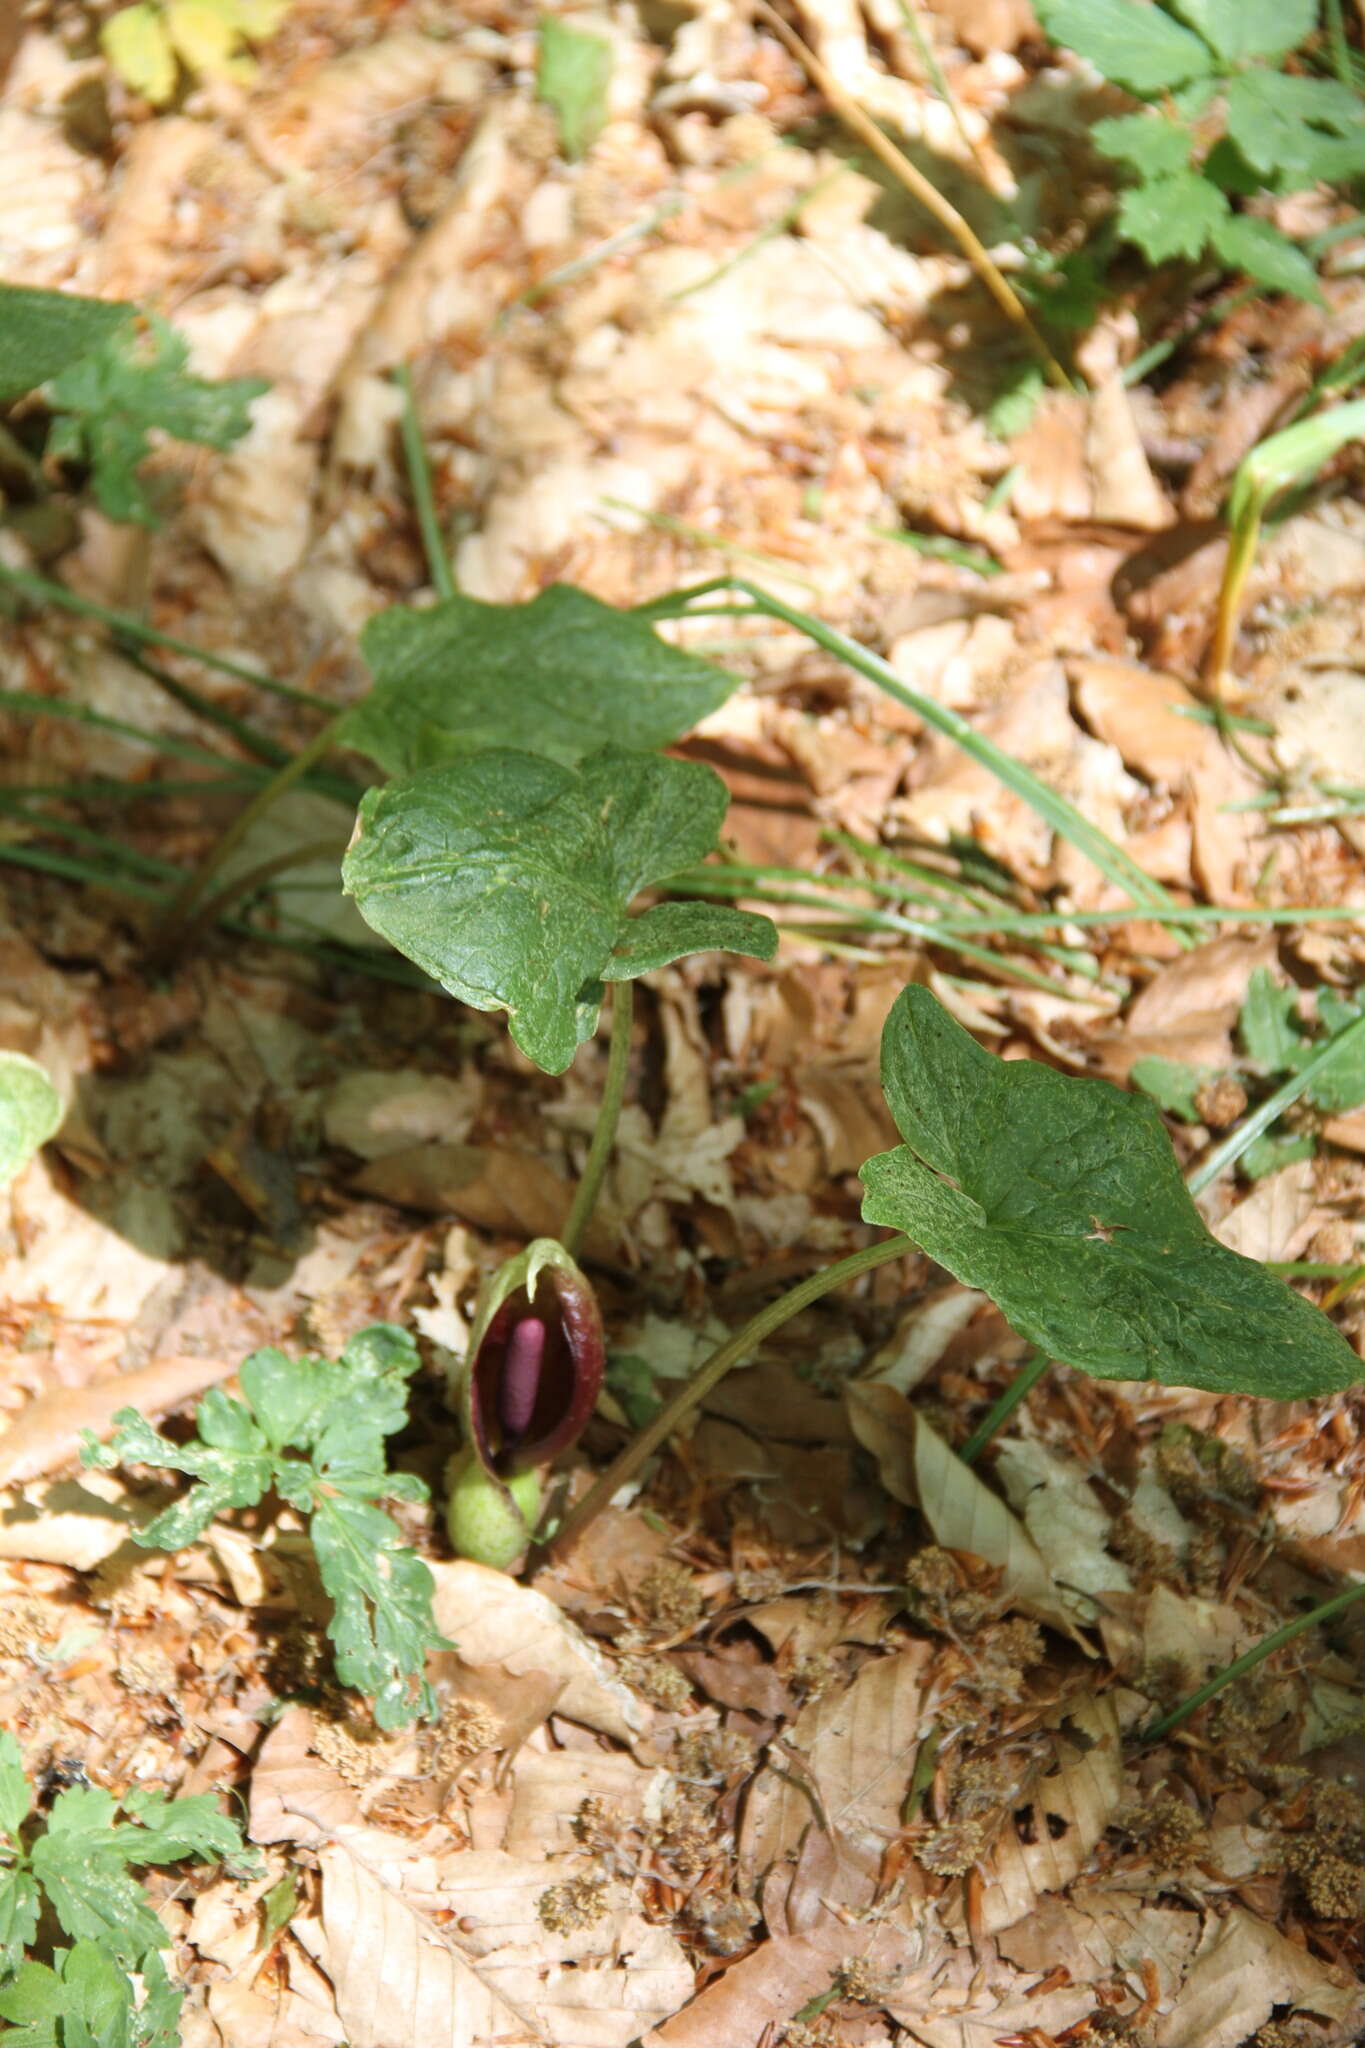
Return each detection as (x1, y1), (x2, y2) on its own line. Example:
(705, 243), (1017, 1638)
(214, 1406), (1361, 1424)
(860, 987), (1360, 1399)
(342, 585), (738, 775)
(0, 1053), (61, 1186)
(342, 747), (776, 1072)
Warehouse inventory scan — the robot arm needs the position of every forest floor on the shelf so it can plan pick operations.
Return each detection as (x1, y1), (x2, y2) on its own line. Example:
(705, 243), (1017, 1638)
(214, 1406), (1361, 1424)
(1, 1), (1365, 2043)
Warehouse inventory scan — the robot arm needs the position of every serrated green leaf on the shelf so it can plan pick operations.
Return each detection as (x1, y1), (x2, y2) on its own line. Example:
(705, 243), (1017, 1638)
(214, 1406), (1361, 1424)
(1117, 171), (1229, 263)
(600, 898), (777, 981)
(859, 986), (1362, 1398)
(1239, 967), (1306, 1072)
(0, 1052), (62, 1186)
(309, 1494), (446, 1729)
(129, 1948), (182, 2048)
(1034, 0), (1217, 91)
(59, 1939), (137, 2048)
(1167, 0), (1317, 60)
(343, 746), (778, 1073)
(0, 285), (132, 405)
(31, 1791), (165, 1960)
(1210, 215), (1325, 303)
(536, 14), (612, 160)
(46, 317), (265, 527)
(0, 1958), (64, 2048)
(1225, 70), (1363, 177)
(1129, 1056), (1212, 1123)
(0, 1729), (32, 1839)
(238, 1347), (337, 1451)
(0, 1866), (41, 1979)
(1310, 995), (1365, 1113)
(343, 586), (737, 776)
(165, 0), (254, 81)
(92, 1406), (273, 1550)
(986, 362), (1045, 438)
(1241, 1130), (1317, 1177)
(117, 1789), (250, 1868)
(1093, 111), (1194, 176)
(101, 5), (177, 104)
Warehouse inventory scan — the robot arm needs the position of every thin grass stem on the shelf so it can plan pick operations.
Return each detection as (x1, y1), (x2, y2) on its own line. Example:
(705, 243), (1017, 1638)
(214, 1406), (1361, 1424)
(563, 981), (634, 1261)
(1139, 1579), (1365, 1742)
(394, 364), (456, 602)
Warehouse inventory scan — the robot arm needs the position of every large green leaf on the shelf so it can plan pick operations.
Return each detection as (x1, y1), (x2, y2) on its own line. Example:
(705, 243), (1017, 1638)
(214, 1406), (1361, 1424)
(536, 14), (612, 159)
(0, 284), (131, 404)
(860, 987), (1361, 1399)
(1167, 0), (1317, 60)
(0, 1052), (62, 1185)
(1118, 171), (1228, 263)
(343, 747), (777, 1072)
(1033, 0), (1217, 92)
(344, 586), (738, 775)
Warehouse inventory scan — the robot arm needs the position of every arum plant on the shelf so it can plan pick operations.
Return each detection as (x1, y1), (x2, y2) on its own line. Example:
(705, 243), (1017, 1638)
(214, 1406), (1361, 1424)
(445, 1239), (605, 1568)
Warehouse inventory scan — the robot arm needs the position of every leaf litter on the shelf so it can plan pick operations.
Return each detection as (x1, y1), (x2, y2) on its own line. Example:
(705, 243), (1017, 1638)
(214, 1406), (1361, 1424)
(1, 0), (1365, 2043)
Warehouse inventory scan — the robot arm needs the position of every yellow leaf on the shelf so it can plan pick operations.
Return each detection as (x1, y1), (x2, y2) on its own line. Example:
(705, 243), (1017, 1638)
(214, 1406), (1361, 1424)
(232, 0), (293, 38)
(101, 4), (177, 104)
(165, 0), (241, 78)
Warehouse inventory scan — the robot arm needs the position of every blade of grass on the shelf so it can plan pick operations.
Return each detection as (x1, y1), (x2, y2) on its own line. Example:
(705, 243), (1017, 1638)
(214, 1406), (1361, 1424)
(647, 577), (1184, 923)
(601, 499), (820, 592)
(1139, 1579), (1365, 1743)
(0, 563), (340, 713)
(0, 689), (275, 771)
(1187, 1010), (1365, 1195)
(393, 364), (456, 602)
(869, 525), (1003, 575)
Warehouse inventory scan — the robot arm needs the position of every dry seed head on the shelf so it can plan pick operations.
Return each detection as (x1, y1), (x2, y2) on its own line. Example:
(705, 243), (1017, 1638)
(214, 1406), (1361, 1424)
(434, 1697), (502, 1768)
(619, 1654), (693, 1710)
(636, 1561), (704, 1634)
(538, 1875), (611, 1934)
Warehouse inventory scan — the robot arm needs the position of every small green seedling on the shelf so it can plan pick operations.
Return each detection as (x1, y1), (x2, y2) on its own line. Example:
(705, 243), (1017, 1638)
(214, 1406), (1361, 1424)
(102, 0), (292, 105)
(1205, 396), (1365, 700)
(0, 1053), (61, 1186)
(0, 1730), (255, 2047)
(1036, 0), (1363, 303)
(0, 284), (265, 531)
(84, 1325), (448, 1728)
(536, 14), (613, 160)
(1133, 967), (1365, 1177)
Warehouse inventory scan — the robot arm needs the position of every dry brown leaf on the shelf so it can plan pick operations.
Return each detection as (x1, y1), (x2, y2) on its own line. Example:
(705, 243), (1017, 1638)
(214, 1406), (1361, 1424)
(969, 1692), (1123, 1935)
(1096, 933), (1277, 1081)
(398, 1848), (693, 2044)
(1152, 1904), (1363, 2048)
(845, 1386), (1088, 1639)
(739, 1644), (930, 1893)
(889, 1946), (1095, 2048)
(1069, 656), (1210, 787)
(319, 1844), (544, 2048)
(503, 1749), (659, 1859)
(864, 1286), (988, 1395)
(206, 1975), (347, 2048)
(1087, 374), (1173, 531)
(249, 1709), (431, 1865)
(322, 1070), (482, 1159)
(1212, 1158), (1317, 1263)
(0, 1473), (141, 1569)
(643, 1921), (924, 2048)
(429, 1561), (652, 1743)
(0, 1351), (236, 1487)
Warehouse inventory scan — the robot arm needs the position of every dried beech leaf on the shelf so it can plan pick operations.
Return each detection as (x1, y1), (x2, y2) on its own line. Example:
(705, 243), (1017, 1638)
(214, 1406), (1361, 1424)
(248, 1709), (428, 1865)
(429, 1560), (651, 1742)
(973, 1693), (1123, 1935)
(0, 1351), (236, 1487)
(845, 1387), (1088, 1640)
(740, 1645), (930, 1888)
(1152, 1904), (1362, 2048)
(643, 1923), (923, 2048)
(318, 1843), (543, 2048)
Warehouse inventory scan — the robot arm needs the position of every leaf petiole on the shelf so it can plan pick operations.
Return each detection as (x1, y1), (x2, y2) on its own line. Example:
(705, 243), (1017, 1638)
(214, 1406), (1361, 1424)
(563, 980), (634, 1260)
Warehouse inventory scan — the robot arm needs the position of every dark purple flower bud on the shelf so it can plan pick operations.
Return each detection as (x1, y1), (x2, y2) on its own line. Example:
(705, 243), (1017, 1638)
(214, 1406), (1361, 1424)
(460, 1240), (605, 1478)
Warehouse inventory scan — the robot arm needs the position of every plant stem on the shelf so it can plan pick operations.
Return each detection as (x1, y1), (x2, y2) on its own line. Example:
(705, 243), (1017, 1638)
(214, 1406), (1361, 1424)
(645, 578), (1181, 923)
(547, 1233), (915, 1555)
(394, 365), (456, 602)
(151, 715), (347, 959)
(0, 563), (339, 712)
(1139, 1578), (1365, 1743)
(959, 1349), (1049, 1464)
(1188, 1010), (1365, 1196)
(563, 980), (633, 1261)
(178, 836), (351, 951)
(749, 0), (1073, 394)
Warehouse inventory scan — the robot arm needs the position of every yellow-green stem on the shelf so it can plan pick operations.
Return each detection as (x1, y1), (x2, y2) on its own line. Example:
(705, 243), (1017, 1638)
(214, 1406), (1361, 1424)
(563, 980), (633, 1261)
(547, 1233), (915, 1556)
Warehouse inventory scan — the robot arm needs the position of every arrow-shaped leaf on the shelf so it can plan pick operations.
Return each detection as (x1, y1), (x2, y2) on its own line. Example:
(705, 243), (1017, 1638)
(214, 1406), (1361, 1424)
(860, 986), (1360, 1399)
(343, 585), (738, 774)
(342, 746), (776, 1073)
